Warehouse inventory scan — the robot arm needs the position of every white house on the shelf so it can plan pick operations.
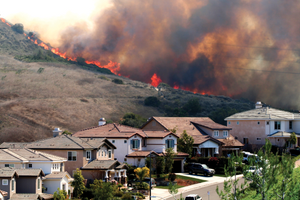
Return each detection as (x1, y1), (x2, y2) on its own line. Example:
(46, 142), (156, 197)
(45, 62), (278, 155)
(43, 172), (73, 196)
(73, 122), (188, 172)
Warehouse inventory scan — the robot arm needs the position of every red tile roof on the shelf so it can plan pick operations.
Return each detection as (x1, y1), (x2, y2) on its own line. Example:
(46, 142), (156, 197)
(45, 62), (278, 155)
(126, 151), (160, 157)
(218, 135), (244, 147)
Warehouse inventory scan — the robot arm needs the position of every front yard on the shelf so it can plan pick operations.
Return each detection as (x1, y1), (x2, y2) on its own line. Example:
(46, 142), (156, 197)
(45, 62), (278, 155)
(154, 174), (206, 189)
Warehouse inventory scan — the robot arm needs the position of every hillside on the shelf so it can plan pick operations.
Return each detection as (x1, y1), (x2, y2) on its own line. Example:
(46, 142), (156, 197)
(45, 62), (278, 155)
(0, 20), (253, 143)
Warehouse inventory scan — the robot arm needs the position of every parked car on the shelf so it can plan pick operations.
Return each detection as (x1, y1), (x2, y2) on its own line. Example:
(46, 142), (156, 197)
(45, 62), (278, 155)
(144, 177), (156, 188)
(185, 194), (202, 200)
(290, 147), (300, 156)
(187, 163), (215, 176)
(242, 151), (257, 164)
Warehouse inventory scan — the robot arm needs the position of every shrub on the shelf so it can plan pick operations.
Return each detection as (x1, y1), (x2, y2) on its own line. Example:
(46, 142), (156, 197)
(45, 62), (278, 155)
(168, 173), (176, 182)
(98, 75), (109, 81)
(144, 96), (161, 107)
(208, 157), (219, 169)
(37, 68), (44, 74)
(112, 78), (124, 84)
(11, 23), (24, 34)
(121, 193), (132, 200)
(138, 182), (149, 190)
(114, 190), (124, 197)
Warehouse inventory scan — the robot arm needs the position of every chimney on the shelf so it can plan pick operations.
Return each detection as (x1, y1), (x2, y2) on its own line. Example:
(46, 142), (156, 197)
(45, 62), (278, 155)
(53, 128), (62, 137)
(98, 118), (106, 126)
(255, 101), (263, 109)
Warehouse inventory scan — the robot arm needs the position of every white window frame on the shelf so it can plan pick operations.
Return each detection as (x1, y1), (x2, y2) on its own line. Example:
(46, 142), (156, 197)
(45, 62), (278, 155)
(228, 121), (231, 125)
(124, 140), (127, 143)
(2, 179), (8, 185)
(108, 150), (112, 159)
(165, 139), (175, 149)
(112, 140), (115, 144)
(131, 139), (140, 149)
(28, 164), (32, 168)
(214, 131), (219, 137)
(274, 121), (281, 130)
(102, 150), (104, 157)
(38, 177), (41, 190)
(86, 150), (91, 160)
(223, 131), (228, 137)
(257, 138), (262, 141)
(4, 164), (14, 168)
(105, 150), (107, 157)
(68, 151), (77, 161)
(289, 121), (293, 129)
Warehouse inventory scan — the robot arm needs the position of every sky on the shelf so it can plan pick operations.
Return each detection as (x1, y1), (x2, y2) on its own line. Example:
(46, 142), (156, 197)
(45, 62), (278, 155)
(0, 0), (112, 46)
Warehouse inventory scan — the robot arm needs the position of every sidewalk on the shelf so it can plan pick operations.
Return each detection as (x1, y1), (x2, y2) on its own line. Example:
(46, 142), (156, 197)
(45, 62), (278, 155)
(145, 173), (244, 200)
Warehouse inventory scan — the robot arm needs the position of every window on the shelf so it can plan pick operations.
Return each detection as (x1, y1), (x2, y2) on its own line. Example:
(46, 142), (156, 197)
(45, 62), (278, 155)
(289, 121), (293, 129)
(38, 178), (40, 190)
(4, 164), (14, 168)
(2, 179), (8, 185)
(131, 140), (140, 149)
(223, 131), (228, 137)
(11, 179), (15, 191)
(108, 150), (112, 159)
(165, 139), (175, 148)
(62, 184), (66, 191)
(124, 140), (127, 143)
(235, 136), (238, 139)
(274, 121), (281, 130)
(86, 151), (91, 160)
(257, 138), (262, 141)
(68, 151), (77, 161)
(28, 164), (32, 168)
(228, 121), (231, 125)
(237, 121), (239, 125)
(243, 138), (249, 144)
(257, 122), (260, 125)
(124, 158), (127, 162)
(266, 121), (269, 125)
(112, 140), (115, 143)
(105, 150), (107, 157)
(102, 150), (104, 157)
(214, 131), (219, 137)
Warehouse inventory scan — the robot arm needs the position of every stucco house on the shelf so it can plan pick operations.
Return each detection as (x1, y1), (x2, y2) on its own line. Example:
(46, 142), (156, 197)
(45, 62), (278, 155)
(225, 102), (300, 151)
(0, 168), (17, 200)
(0, 130), (128, 184)
(73, 122), (189, 172)
(141, 117), (243, 157)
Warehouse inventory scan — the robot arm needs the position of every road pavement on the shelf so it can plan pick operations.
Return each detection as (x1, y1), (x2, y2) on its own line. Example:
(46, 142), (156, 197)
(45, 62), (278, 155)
(147, 173), (245, 200)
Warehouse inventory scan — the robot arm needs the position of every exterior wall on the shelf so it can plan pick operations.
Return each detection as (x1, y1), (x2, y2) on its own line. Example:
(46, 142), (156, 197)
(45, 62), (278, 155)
(142, 119), (166, 131)
(43, 176), (70, 195)
(268, 137), (288, 147)
(36, 150), (84, 177)
(145, 135), (178, 153)
(0, 163), (23, 169)
(107, 139), (126, 162)
(126, 158), (145, 167)
(0, 177), (15, 200)
(81, 170), (106, 180)
(227, 120), (266, 145)
(27, 163), (53, 174)
(199, 126), (230, 139)
(293, 121), (300, 133)
(16, 176), (40, 193)
(96, 146), (111, 160)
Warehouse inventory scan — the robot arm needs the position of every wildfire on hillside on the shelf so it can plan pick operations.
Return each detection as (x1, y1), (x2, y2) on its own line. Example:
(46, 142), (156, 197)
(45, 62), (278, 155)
(150, 73), (162, 87)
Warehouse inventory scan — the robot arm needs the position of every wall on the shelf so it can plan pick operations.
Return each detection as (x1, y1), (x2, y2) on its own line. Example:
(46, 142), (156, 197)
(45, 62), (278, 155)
(107, 139), (127, 162)
(126, 158), (145, 167)
(81, 170), (106, 181)
(43, 179), (59, 195)
(37, 150), (84, 177)
(0, 177), (15, 200)
(145, 135), (178, 153)
(198, 126), (230, 139)
(0, 163), (23, 169)
(96, 146), (112, 160)
(27, 162), (52, 174)
(227, 120), (266, 145)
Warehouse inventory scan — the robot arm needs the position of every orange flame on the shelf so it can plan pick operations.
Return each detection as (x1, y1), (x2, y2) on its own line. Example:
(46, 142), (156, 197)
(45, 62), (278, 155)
(173, 85), (179, 89)
(38, 42), (49, 50)
(150, 73), (162, 87)
(85, 60), (121, 75)
(0, 18), (11, 27)
(0, 18), (4, 23)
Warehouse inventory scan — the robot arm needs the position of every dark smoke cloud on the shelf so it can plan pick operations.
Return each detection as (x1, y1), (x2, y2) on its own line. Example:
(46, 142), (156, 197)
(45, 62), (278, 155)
(58, 0), (300, 109)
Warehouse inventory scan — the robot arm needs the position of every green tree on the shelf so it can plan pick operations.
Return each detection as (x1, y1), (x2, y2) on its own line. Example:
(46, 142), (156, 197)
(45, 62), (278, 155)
(53, 188), (67, 200)
(62, 130), (72, 135)
(165, 148), (176, 174)
(144, 96), (161, 107)
(146, 155), (165, 177)
(216, 153), (247, 200)
(177, 130), (194, 158)
(183, 98), (201, 115)
(76, 57), (86, 65)
(11, 23), (24, 34)
(119, 113), (147, 128)
(71, 168), (85, 199)
(112, 78), (124, 84)
(90, 179), (115, 200)
(289, 132), (297, 148)
(168, 182), (179, 200)
(287, 167), (300, 200)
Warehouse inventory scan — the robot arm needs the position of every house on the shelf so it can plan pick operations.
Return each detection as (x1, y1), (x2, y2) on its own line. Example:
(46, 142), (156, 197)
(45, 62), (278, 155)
(225, 101), (300, 151)
(73, 122), (189, 172)
(0, 148), (73, 195)
(0, 130), (128, 184)
(141, 117), (243, 157)
(0, 168), (50, 200)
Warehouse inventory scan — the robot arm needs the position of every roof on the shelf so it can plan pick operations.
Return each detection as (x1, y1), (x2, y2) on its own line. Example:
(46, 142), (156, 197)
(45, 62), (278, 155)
(175, 152), (189, 157)
(268, 131), (300, 137)
(218, 135), (244, 147)
(10, 194), (42, 200)
(0, 148), (67, 162)
(81, 160), (122, 170)
(15, 168), (45, 177)
(143, 131), (179, 138)
(126, 151), (161, 157)
(44, 171), (73, 180)
(0, 168), (18, 178)
(0, 190), (7, 197)
(192, 120), (231, 130)
(73, 123), (146, 138)
(0, 142), (29, 149)
(0, 135), (115, 150)
(225, 107), (296, 120)
(192, 135), (224, 145)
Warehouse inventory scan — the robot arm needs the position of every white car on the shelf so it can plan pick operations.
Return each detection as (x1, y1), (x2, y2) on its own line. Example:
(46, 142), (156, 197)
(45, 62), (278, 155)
(185, 194), (202, 200)
(242, 151), (258, 163)
(245, 166), (262, 176)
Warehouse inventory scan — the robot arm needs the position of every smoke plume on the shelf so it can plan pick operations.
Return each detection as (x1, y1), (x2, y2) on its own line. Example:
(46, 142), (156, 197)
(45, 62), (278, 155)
(55, 0), (300, 109)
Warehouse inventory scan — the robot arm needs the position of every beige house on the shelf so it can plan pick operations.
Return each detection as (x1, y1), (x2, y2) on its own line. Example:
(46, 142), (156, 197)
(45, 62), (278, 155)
(225, 102), (300, 151)
(142, 117), (243, 157)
